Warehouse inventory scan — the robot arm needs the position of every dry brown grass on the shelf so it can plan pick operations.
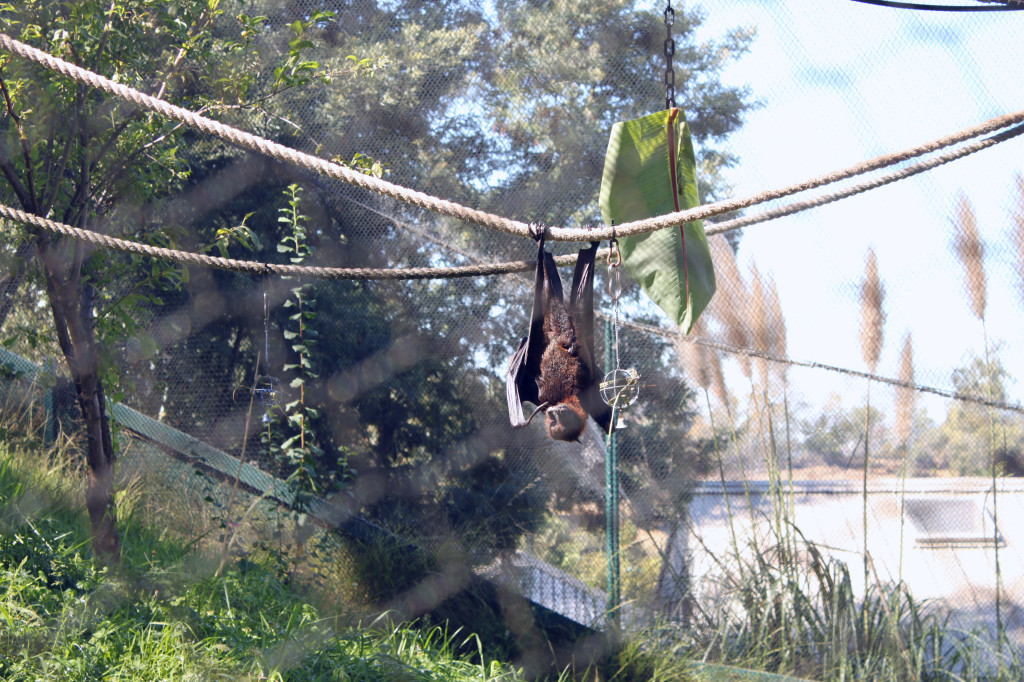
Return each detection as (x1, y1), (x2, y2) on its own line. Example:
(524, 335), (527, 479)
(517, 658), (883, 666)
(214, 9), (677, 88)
(953, 193), (986, 321)
(859, 248), (886, 373)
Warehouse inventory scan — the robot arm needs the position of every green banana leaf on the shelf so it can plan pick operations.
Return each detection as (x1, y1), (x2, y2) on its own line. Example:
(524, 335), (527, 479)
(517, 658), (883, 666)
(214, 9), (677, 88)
(599, 108), (715, 332)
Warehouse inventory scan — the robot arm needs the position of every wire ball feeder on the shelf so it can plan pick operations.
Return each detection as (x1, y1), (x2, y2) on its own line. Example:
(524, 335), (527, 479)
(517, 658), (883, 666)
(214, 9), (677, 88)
(599, 237), (641, 418)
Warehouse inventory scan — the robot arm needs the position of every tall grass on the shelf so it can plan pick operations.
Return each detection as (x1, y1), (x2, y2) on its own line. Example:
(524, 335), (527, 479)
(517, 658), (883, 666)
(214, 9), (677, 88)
(894, 333), (915, 582)
(685, 303), (1023, 680)
(688, 406), (1023, 682)
(953, 195), (987, 323)
(858, 248), (886, 614)
(749, 263), (770, 390)
(952, 193), (1004, 647)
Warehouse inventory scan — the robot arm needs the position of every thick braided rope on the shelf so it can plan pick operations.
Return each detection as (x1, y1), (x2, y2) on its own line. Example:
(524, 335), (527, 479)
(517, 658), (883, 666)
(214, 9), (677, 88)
(0, 34), (533, 238)
(706, 122), (1024, 236)
(618, 316), (1024, 416)
(3, 115), (1017, 280)
(4, 32), (1024, 242)
(4, 108), (1015, 280)
(0, 202), (587, 279)
(1, 118), (1017, 281)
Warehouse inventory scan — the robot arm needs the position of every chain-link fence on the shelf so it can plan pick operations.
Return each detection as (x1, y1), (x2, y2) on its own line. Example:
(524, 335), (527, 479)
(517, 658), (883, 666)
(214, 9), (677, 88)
(2, 0), (1024, 672)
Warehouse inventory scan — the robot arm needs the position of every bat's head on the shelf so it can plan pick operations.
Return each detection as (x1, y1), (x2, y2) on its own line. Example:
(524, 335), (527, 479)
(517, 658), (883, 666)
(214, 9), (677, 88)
(544, 398), (587, 442)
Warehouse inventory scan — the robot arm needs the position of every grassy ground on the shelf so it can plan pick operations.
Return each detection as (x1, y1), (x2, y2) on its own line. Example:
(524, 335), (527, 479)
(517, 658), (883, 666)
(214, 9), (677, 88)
(4, 417), (1020, 681)
(0, 434), (709, 681)
(0, 442), (529, 681)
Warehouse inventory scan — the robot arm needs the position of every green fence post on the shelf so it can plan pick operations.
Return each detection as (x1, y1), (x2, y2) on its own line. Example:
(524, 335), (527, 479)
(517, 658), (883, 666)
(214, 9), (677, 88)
(604, 318), (620, 627)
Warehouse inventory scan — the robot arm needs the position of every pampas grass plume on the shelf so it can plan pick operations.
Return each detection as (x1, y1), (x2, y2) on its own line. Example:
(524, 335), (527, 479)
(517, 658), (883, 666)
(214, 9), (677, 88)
(859, 248), (886, 373)
(768, 278), (789, 388)
(895, 333), (915, 446)
(708, 235), (752, 378)
(953, 193), (986, 322)
(750, 263), (770, 387)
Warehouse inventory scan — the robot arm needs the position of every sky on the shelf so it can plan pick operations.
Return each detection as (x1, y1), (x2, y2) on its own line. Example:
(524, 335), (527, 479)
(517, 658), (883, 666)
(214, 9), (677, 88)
(688, 0), (1024, 420)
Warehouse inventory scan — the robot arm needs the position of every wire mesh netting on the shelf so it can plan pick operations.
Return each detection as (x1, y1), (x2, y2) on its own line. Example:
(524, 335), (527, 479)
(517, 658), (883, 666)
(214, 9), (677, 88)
(2, 0), (1024, 674)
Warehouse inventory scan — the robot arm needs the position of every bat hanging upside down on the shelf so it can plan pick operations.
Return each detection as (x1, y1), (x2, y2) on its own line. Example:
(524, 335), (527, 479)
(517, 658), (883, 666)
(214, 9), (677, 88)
(506, 234), (613, 441)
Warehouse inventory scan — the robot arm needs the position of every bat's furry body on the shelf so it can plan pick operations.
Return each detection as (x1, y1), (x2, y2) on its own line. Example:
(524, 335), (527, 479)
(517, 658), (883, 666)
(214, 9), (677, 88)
(506, 236), (612, 441)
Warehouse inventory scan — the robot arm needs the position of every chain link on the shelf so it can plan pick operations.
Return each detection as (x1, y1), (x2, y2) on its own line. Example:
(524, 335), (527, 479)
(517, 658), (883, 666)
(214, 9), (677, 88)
(663, 1), (676, 109)
(606, 238), (623, 373)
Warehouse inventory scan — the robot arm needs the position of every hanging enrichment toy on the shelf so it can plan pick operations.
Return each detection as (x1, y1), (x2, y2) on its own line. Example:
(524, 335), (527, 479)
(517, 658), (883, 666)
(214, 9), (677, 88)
(599, 237), (640, 414)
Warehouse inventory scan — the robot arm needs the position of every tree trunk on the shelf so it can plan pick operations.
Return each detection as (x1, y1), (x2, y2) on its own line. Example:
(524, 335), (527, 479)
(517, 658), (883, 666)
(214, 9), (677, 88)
(75, 365), (120, 561)
(37, 234), (120, 562)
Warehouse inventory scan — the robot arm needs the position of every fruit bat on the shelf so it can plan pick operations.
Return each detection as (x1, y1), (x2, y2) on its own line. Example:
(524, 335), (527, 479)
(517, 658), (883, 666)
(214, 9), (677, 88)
(506, 234), (613, 441)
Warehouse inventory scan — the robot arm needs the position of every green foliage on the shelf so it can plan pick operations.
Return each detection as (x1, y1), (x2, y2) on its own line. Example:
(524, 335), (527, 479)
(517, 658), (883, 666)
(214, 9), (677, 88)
(442, 457), (548, 552)
(801, 394), (887, 469)
(0, 0), (338, 382)
(1, 0), (753, 609)
(273, 12), (337, 92)
(933, 351), (1024, 476)
(265, 184), (332, 505)
(481, 0), (753, 225)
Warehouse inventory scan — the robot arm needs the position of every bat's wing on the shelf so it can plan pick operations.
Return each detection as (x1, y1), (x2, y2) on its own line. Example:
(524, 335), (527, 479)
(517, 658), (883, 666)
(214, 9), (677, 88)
(506, 234), (563, 427)
(570, 241), (614, 433)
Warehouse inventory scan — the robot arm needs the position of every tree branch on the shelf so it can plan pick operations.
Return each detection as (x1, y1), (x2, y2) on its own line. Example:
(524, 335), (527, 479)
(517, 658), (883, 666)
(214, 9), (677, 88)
(0, 69), (36, 212)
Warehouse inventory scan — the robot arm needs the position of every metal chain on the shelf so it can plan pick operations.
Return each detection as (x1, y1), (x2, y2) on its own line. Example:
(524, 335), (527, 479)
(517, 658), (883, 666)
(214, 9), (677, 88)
(606, 239), (623, 373)
(256, 287), (280, 421)
(263, 289), (271, 377)
(663, 1), (676, 109)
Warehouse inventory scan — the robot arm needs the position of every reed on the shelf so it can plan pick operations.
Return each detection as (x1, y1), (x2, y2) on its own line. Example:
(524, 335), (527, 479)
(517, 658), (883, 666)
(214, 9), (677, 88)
(895, 332), (915, 581)
(678, 316), (711, 392)
(951, 192), (1004, 647)
(858, 248), (886, 615)
(679, 316), (728, 407)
